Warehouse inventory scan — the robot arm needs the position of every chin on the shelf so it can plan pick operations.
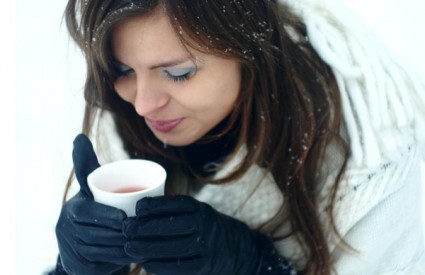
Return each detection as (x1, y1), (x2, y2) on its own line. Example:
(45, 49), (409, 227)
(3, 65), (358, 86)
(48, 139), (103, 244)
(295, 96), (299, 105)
(155, 135), (198, 147)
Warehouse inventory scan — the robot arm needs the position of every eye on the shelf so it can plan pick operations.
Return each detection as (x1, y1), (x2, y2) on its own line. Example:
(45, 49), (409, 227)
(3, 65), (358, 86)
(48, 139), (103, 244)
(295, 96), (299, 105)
(115, 63), (135, 77)
(164, 67), (196, 82)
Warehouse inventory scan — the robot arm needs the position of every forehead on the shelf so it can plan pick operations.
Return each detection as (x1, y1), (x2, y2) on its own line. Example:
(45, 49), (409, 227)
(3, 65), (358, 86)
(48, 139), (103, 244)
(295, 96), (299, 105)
(111, 9), (188, 64)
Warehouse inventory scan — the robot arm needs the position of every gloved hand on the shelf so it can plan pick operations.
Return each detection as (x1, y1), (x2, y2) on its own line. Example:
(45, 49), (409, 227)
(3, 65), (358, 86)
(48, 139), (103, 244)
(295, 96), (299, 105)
(123, 196), (296, 275)
(54, 134), (132, 275)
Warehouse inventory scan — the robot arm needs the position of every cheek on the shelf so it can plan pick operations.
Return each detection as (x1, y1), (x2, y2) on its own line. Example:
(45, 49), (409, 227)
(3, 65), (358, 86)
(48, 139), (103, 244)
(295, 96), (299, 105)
(191, 81), (240, 121)
(191, 68), (240, 114)
(114, 77), (135, 103)
(212, 70), (241, 112)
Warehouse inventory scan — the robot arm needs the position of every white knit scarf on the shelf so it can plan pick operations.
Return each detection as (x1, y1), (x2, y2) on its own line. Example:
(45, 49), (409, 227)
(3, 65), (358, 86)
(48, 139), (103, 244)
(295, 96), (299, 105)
(282, 0), (425, 168)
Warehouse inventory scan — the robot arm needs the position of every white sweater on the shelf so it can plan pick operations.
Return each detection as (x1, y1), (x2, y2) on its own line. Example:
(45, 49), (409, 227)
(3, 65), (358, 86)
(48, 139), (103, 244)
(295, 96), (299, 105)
(89, 0), (425, 273)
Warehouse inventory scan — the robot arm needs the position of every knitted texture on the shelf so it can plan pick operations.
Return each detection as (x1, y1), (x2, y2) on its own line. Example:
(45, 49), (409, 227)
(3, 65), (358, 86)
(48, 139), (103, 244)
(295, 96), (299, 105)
(283, 0), (425, 167)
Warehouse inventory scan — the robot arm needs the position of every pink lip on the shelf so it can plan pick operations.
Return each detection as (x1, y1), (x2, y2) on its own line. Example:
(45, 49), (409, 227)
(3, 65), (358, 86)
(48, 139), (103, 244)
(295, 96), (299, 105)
(145, 118), (183, 133)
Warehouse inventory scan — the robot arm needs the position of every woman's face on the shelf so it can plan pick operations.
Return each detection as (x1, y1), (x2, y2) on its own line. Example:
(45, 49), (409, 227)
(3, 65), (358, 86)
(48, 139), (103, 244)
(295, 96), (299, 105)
(112, 9), (241, 146)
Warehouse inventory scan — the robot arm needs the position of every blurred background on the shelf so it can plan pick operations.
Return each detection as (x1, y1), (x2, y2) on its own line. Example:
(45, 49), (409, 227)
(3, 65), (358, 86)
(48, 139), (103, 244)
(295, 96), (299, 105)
(3, 0), (425, 274)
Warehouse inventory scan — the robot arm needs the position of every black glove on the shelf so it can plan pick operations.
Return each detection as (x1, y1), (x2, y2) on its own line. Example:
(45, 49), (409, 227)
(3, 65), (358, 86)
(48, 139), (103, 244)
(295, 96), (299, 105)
(123, 195), (296, 275)
(54, 134), (132, 275)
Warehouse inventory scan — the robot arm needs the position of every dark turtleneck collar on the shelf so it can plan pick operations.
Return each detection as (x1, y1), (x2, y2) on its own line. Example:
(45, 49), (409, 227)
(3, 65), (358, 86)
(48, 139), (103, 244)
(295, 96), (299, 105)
(179, 118), (239, 178)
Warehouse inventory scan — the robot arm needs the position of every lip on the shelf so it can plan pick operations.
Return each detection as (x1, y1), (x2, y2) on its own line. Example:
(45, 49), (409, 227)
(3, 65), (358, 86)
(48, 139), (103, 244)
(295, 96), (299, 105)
(145, 118), (184, 133)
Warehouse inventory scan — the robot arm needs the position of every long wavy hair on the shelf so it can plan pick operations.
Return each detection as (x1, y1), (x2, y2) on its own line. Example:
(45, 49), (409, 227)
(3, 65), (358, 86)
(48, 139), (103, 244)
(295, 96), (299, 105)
(64, 0), (349, 274)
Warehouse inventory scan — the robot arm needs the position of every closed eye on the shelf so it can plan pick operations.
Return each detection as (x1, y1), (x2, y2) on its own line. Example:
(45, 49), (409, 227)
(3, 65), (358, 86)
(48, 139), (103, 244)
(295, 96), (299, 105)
(115, 63), (135, 77)
(164, 67), (196, 82)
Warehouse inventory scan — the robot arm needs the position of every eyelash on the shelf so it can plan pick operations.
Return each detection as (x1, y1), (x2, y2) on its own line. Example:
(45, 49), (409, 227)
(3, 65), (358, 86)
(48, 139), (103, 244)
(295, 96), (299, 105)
(115, 66), (134, 78)
(164, 68), (196, 82)
(115, 66), (196, 83)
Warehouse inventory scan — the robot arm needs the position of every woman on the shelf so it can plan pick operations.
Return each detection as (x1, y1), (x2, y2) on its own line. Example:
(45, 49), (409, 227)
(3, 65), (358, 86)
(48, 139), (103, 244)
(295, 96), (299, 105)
(50, 0), (425, 274)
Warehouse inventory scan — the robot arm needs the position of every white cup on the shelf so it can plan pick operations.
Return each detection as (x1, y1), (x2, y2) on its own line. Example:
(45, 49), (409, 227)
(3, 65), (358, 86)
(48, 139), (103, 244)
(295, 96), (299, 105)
(87, 159), (167, 217)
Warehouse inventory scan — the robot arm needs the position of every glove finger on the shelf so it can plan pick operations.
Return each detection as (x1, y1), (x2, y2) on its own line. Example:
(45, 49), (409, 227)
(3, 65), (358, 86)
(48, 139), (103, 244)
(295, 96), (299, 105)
(67, 197), (126, 230)
(123, 214), (198, 238)
(58, 233), (123, 274)
(75, 243), (131, 266)
(124, 233), (202, 260)
(136, 195), (197, 217)
(72, 134), (100, 198)
(143, 257), (204, 275)
(74, 224), (126, 247)
(59, 242), (129, 275)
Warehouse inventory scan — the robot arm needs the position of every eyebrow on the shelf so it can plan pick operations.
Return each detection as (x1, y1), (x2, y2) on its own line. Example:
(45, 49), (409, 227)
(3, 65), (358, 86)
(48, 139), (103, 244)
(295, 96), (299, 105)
(114, 57), (194, 70)
(151, 58), (194, 69)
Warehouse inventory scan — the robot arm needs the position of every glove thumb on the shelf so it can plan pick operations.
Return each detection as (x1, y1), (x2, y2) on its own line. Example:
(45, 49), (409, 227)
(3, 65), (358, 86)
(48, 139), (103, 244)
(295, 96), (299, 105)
(72, 134), (100, 198)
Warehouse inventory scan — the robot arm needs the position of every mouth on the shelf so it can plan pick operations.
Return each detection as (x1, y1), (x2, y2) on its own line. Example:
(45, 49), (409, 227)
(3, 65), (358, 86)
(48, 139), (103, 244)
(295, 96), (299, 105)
(145, 118), (184, 133)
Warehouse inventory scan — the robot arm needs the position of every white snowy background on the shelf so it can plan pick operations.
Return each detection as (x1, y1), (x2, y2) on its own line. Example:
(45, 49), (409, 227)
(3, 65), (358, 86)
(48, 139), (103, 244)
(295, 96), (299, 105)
(2, 0), (424, 274)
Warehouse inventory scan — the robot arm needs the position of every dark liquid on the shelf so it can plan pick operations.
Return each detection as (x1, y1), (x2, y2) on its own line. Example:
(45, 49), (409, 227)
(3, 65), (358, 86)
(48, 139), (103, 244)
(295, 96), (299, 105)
(112, 186), (146, 193)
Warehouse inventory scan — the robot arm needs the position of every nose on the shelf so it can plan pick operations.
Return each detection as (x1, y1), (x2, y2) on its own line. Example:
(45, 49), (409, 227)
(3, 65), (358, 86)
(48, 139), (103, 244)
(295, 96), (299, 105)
(133, 77), (169, 117)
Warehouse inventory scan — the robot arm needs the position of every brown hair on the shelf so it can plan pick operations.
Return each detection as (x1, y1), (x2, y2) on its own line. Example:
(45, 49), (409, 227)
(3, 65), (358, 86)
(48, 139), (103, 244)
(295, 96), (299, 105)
(64, 0), (349, 274)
